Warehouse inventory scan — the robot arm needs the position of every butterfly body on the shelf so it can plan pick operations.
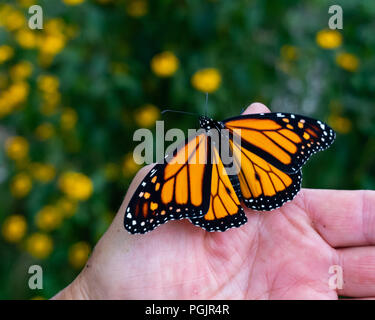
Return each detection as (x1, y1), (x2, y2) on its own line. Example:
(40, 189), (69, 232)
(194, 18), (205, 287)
(124, 112), (335, 234)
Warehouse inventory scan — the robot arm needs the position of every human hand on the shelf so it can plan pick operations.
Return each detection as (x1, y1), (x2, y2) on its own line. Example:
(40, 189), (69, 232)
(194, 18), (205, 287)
(53, 103), (375, 300)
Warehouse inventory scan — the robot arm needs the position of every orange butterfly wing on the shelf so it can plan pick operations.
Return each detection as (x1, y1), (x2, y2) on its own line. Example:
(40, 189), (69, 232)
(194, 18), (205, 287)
(224, 112), (335, 173)
(223, 112), (334, 210)
(230, 138), (302, 210)
(124, 133), (212, 234)
(189, 146), (247, 232)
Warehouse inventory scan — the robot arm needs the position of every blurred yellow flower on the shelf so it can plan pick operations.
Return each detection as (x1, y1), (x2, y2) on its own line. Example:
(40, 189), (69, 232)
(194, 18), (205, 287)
(35, 123), (55, 140)
(44, 19), (66, 34)
(38, 75), (59, 93)
(63, 0), (85, 5)
(328, 115), (352, 134)
(58, 172), (93, 201)
(56, 198), (77, 217)
(35, 206), (63, 231)
(26, 233), (53, 259)
(30, 163), (56, 183)
(60, 107), (78, 130)
(7, 82), (30, 105)
(281, 45), (298, 61)
(3, 10), (26, 31)
(10, 61), (33, 81)
(1, 215), (27, 243)
(126, 0), (148, 17)
(316, 29), (342, 49)
(68, 242), (91, 269)
(191, 68), (222, 93)
(5, 136), (29, 160)
(15, 29), (38, 49)
(39, 34), (66, 55)
(0, 45), (14, 64)
(135, 104), (160, 127)
(151, 51), (179, 77)
(335, 52), (359, 72)
(10, 173), (32, 198)
(122, 153), (141, 178)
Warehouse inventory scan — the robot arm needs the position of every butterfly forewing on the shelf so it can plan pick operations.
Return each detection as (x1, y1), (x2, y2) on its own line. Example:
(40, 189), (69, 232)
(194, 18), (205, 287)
(224, 112), (335, 174)
(124, 133), (212, 234)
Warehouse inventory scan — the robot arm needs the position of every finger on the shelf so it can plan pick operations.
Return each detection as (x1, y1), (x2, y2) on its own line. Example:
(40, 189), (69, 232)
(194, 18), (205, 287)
(242, 102), (270, 115)
(302, 189), (375, 247)
(336, 246), (375, 297)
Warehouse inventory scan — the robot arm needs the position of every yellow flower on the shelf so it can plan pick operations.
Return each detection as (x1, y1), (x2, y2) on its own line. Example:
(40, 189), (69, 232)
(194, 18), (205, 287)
(1, 215), (27, 243)
(0, 45), (14, 64)
(281, 45), (298, 61)
(150, 51), (179, 77)
(56, 198), (77, 217)
(10, 61), (33, 81)
(15, 29), (38, 49)
(44, 19), (65, 35)
(68, 242), (91, 269)
(316, 29), (342, 49)
(37, 75), (59, 93)
(191, 68), (222, 93)
(60, 107), (78, 130)
(58, 171), (93, 201)
(328, 115), (352, 134)
(135, 104), (160, 128)
(126, 0), (148, 17)
(3, 10), (26, 31)
(10, 173), (32, 198)
(35, 123), (55, 140)
(39, 33), (66, 55)
(335, 52), (359, 72)
(63, 0), (85, 5)
(35, 206), (63, 231)
(122, 153), (141, 178)
(5, 136), (29, 160)
(30, 163), (56, 183)
(7, 82), (30, 106)
(26, 233), (53, 259)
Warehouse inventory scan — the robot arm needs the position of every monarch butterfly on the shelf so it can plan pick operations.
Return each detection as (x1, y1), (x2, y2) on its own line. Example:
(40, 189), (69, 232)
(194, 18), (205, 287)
(124, 111), (335, 234)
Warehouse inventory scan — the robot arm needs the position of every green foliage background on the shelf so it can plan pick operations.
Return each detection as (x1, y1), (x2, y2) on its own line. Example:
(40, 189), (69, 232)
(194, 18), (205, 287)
(0, 0), (374, 299)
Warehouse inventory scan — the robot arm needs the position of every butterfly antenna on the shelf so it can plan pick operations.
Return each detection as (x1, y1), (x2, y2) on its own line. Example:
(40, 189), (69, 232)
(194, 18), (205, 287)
(161, 109), (199, 117)
(204, 92), (208, 117)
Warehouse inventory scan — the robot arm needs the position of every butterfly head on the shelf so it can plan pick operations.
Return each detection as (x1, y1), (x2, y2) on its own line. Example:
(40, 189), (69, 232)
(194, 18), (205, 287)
(199, 116), (223, 131)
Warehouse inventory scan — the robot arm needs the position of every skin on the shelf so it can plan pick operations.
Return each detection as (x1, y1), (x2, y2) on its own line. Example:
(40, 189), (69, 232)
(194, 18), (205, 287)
(53, 103), (375, 300)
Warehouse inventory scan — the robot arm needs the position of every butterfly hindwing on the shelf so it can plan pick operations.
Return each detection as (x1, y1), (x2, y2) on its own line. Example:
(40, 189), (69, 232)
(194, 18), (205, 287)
(230, 136), (302, 210)
(224, 112), (335, 174)
(189, 145), (247, 232)
(124, 133), (212, 234)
